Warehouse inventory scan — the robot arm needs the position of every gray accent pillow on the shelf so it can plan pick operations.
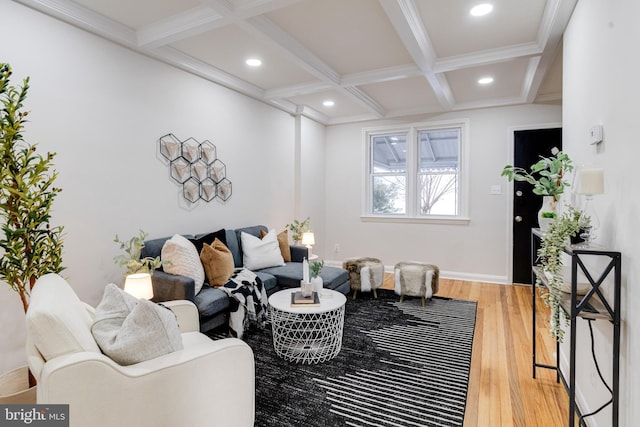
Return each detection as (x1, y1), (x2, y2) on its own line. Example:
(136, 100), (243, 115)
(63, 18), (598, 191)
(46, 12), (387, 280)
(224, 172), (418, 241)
(91, 283), (183, 365)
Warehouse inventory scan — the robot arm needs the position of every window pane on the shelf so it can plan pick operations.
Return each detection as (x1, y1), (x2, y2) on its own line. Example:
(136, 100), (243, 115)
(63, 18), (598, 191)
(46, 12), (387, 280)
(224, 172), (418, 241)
(371, 134), (406, 173)
(372, 175), (405, 214)
(418, 129), (460, 215)
(419, 172), (458, 215)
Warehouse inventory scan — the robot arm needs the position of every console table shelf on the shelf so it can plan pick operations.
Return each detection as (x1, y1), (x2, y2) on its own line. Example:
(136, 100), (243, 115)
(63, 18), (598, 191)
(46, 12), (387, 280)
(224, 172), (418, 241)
(530, 228), (621, 427)
(531, 266), (612, 321)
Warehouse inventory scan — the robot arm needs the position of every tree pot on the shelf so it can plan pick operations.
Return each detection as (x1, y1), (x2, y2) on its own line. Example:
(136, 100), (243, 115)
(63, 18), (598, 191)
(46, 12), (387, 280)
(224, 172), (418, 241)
(0, 366), (37, 404)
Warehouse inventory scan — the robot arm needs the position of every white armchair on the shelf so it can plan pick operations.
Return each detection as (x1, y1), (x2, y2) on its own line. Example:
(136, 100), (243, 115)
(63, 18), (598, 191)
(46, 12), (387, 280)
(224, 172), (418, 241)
(25, 273), (254, 427)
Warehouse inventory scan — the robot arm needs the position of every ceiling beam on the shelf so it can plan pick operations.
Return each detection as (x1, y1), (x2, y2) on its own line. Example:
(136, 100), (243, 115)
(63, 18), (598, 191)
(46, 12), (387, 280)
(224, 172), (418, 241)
(241, 14), (386, 117)
(137, 0), (306, 48)
(16, 0), (137, 47)
(136, 6), (225, 48)
(379, 0), (455, 110)
(433, 42), (542, 73)
(523, 0), (578, 102)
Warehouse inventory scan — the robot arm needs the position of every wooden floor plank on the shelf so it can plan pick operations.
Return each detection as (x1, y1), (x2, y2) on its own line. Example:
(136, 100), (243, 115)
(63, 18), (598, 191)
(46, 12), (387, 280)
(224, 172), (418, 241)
(380, 275), (569, 426)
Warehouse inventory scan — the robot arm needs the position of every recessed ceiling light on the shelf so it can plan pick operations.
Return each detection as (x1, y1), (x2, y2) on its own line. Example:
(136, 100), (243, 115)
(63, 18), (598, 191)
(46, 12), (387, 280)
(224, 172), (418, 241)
(245, 58), (262, 67)
(478, 77), (494, 85)
(323, 100), (335, 107)
(470, 3), (493, 16)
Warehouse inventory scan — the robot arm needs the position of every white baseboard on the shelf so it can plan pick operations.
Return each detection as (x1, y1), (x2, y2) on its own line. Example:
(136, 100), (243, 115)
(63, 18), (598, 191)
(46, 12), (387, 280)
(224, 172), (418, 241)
(323, 259), (508, 285)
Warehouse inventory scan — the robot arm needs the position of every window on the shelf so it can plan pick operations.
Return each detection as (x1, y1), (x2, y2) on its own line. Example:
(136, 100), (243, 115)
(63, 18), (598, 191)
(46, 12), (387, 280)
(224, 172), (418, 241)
(364, 120), (468, 222)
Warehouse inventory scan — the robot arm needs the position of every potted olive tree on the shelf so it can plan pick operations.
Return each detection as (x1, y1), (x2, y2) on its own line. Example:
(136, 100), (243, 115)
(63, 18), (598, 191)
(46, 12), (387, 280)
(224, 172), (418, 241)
(0, 64), (64, 401)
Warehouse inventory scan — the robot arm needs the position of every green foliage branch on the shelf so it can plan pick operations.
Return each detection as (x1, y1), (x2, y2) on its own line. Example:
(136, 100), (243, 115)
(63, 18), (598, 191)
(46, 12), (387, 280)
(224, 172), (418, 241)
(113, 230), (162, 275)
(501, 148), (574, 203)
(286, 217), (310, 243)
(310, 260), (324, 279)
(0, 63), (64, 313)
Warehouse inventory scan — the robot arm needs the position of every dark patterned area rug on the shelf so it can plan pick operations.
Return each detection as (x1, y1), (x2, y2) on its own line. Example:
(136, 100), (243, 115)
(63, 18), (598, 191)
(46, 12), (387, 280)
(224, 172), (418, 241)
(209, 289), (477, 427)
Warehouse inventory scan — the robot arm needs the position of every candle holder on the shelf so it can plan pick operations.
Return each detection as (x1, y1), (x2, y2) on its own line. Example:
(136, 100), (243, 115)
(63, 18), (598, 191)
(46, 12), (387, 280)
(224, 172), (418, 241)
(300, 281), (313, 297)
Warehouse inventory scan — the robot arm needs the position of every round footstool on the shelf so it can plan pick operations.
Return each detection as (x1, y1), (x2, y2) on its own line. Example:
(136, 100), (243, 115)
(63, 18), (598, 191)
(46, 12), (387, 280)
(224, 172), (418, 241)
(342, 257), (384, 299)
(394, 262), (439, 306)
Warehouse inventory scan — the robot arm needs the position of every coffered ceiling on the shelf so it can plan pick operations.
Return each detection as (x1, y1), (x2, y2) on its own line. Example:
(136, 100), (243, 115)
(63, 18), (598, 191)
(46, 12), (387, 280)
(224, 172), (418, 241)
(15, 0), (577, 125)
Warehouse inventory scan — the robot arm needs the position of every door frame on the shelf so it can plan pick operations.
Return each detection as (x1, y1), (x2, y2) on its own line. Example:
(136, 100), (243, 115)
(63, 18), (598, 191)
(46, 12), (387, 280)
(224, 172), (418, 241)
(505, 122), (562, 284)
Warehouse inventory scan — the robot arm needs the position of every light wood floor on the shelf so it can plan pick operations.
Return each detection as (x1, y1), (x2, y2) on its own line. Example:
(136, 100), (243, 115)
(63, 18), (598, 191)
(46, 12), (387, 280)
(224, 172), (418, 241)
(380, 275), (570, 427)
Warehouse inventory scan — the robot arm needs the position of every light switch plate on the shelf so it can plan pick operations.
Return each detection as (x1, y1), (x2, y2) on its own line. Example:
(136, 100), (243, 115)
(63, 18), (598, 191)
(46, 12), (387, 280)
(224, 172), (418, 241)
(490, 185), (501, 195)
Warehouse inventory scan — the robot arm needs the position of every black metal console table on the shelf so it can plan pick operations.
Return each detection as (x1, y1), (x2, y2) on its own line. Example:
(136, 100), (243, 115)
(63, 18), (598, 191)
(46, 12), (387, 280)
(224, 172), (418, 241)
(531, 228), (621, 427)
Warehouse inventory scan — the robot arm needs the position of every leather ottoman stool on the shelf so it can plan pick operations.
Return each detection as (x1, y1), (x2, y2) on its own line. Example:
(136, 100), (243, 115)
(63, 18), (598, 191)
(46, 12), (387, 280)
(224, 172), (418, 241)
(394, 262), (439, 306)
(342, 257), (384, 299)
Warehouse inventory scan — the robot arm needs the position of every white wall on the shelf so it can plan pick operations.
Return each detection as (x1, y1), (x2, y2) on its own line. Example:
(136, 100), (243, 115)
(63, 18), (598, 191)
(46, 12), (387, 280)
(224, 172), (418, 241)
(0, 1), (300, 373)
(298, 117), (326, 256)
(562, 1), (640, 425)
(324, 104), (562, 280)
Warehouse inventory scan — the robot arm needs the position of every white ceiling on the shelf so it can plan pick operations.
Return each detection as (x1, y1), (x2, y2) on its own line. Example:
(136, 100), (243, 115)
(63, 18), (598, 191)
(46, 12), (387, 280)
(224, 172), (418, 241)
(15, 0), (577, 125)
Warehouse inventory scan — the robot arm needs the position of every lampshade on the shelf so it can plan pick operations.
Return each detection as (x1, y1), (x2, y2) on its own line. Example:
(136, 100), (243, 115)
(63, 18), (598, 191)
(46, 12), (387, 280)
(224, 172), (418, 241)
(124, 273), (154, 299)
(301, 231), (315, 246)
(577, 167), (605, 195)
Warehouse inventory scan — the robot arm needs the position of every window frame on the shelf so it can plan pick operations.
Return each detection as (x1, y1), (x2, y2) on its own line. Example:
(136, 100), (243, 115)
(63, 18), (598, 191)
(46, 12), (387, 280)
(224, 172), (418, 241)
(362, 119), (470, 225)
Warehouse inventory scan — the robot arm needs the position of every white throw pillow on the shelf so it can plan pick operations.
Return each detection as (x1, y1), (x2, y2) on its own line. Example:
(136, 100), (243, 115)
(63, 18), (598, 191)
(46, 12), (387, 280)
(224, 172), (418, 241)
(241, 229), (285, 270)
(91, 283), (183, 366)
(26, 273), (101, 362)
(162, 234), (205, 294)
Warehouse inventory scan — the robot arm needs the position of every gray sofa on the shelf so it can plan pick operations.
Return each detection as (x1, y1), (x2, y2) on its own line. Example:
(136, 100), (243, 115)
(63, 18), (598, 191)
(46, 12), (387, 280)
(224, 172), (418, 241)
(141, 225), (350, 332)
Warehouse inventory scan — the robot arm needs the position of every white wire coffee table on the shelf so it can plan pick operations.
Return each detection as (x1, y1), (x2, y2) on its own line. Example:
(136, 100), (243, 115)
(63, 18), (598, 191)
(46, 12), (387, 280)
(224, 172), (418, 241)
(268, 288), (346, 364)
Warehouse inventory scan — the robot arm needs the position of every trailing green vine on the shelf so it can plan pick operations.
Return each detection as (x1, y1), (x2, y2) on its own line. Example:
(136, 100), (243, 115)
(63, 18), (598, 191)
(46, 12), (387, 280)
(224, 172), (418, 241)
(536, 208), (585, 342)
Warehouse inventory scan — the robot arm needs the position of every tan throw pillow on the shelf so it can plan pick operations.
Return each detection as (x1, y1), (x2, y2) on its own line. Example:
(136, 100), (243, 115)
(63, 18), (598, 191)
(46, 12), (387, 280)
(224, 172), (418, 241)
(261, 229), (291, 262)
(200, 238), (235, 287)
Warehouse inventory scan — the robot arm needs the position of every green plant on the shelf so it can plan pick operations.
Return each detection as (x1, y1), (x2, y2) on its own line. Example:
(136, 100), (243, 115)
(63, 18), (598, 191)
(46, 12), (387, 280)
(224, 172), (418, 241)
(536, 209), (584, 342)
(286, 217), (310, 243)
(0, 63), (65, 314)
(310, 260), (324, 278)
(113, 230), (162, 275)
(501, 147), (574, 202)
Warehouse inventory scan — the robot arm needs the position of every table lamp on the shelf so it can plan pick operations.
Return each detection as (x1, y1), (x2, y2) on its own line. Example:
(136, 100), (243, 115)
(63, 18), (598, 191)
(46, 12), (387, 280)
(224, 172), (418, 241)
(124, 272), (154, 300)
(301, 231), (315, 259)
(577, 167), (604, 244)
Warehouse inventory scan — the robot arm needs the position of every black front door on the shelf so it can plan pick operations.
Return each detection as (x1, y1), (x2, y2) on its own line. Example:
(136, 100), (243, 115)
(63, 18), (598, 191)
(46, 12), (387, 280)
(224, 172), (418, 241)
(512, 128), (562, 284)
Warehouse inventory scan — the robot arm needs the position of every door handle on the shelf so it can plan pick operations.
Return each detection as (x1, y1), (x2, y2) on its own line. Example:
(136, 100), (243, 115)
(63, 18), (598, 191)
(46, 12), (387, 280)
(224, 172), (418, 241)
(516, 190), (523, 197)
(515, 216), (523, 222)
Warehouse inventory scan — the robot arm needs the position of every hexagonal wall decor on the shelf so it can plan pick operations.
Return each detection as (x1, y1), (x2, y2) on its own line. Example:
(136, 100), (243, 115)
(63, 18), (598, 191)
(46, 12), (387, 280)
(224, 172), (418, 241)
(210, 159), (226, 183)
(159, 134), (181, 161)
(201, 178), (217, 202)
(170, 158), (190, 184)
(200, 141), (216, 165)
(158, 133), (232, 203)
(191, 160), (208, 183)
(181, 138), (200, 163)
(217, 178), (232, 201)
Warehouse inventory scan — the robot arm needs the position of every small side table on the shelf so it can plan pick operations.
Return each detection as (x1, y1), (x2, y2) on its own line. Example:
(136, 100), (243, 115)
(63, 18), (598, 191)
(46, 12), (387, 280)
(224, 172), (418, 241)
(268, 288), (346, 364)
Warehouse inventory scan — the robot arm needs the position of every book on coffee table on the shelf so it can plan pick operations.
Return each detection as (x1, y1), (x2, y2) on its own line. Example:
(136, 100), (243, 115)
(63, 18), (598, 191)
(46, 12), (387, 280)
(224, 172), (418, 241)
(291, 291), (320, 306)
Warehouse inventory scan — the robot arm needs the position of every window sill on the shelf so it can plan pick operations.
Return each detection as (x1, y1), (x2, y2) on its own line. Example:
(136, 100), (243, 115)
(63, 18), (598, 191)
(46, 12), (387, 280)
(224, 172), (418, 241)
(360, 215), (471, 225)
